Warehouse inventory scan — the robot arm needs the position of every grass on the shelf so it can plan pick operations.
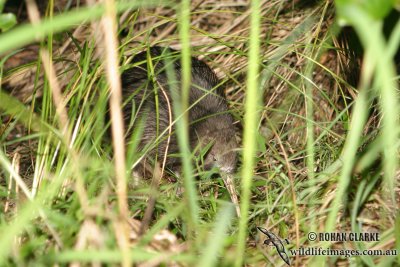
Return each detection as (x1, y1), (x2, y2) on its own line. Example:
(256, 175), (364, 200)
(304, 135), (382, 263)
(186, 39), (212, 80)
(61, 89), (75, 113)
(0, 0), (399, 266)
(236, 0), (261, 266)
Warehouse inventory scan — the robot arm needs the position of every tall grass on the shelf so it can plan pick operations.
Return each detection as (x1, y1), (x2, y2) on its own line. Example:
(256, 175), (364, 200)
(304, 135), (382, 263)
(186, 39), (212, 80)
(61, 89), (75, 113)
(0, 0), (399, 266)
(235, 0), (261, 266)
(176, 0), (199, 231)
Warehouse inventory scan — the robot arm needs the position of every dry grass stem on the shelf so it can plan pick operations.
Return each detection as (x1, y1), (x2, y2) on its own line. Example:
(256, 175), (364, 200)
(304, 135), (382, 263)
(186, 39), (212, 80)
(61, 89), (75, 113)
(99, 0), (130, 265)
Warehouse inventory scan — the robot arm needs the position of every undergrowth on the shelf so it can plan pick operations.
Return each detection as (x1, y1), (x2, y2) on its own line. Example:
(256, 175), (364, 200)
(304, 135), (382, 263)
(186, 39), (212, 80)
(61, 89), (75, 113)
(0, 0), (399, 266)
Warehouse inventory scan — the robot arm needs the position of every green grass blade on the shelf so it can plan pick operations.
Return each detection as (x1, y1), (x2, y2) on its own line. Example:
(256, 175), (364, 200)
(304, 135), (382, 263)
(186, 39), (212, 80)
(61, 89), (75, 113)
(198, 203), (234, 267)
(235, 0), (262, 265)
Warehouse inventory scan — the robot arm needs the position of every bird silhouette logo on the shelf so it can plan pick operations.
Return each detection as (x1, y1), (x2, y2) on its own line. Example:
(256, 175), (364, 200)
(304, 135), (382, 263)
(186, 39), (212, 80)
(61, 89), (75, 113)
(257, 227), (291, 266)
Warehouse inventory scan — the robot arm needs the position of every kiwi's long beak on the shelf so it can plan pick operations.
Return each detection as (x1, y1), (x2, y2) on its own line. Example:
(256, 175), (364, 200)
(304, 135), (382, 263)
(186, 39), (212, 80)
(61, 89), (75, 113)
(221, 172), (241, 217)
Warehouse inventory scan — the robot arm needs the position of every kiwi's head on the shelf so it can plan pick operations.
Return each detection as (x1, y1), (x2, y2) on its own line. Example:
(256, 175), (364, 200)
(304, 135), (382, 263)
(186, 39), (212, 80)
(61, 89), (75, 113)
(201, 126), (238, 174)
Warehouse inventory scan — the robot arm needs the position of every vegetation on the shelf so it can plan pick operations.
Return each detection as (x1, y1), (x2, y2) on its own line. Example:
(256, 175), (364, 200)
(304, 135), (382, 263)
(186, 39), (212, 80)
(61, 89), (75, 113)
(0, 0), (399, 266)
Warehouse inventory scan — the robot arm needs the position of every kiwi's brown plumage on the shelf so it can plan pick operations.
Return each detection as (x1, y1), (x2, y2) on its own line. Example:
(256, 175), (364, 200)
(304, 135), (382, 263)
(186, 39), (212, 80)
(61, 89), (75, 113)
(122, 46), (237, 173)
